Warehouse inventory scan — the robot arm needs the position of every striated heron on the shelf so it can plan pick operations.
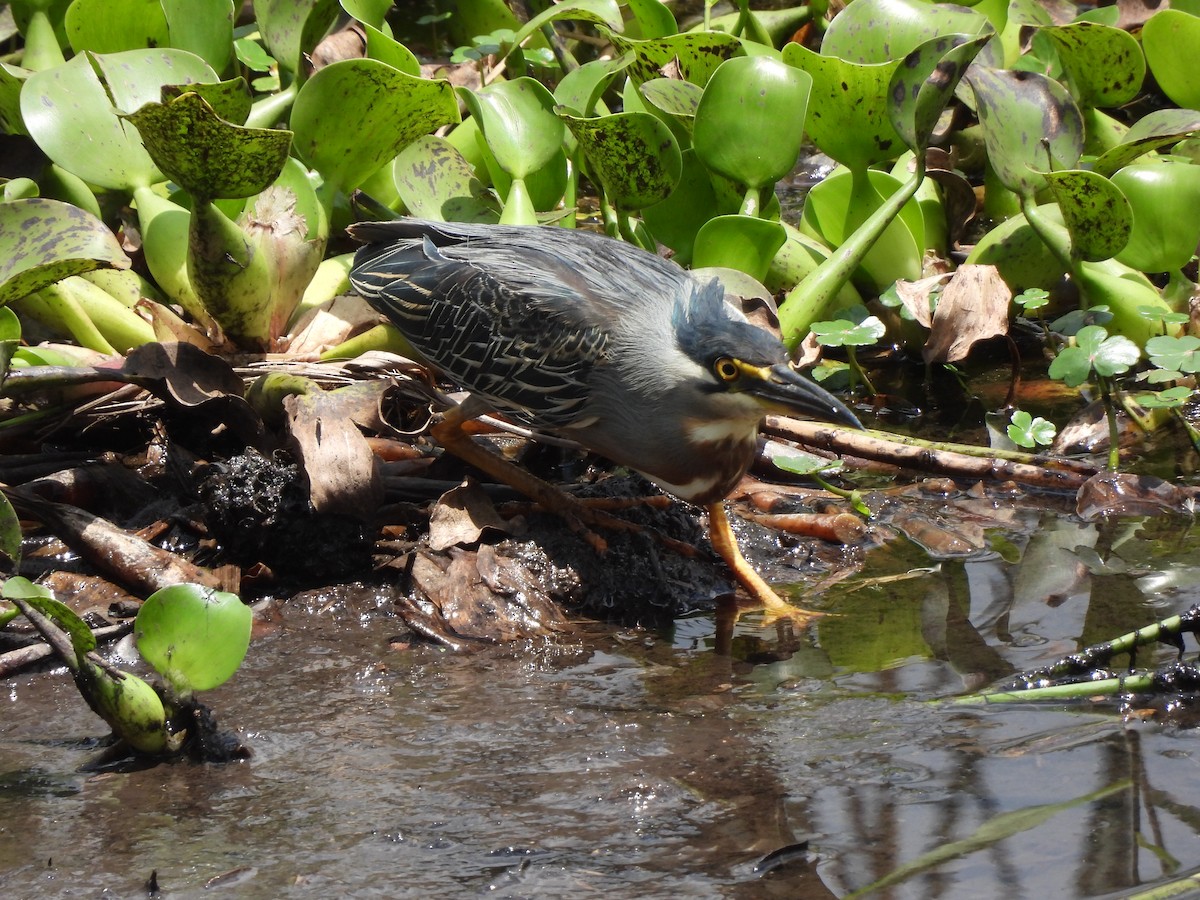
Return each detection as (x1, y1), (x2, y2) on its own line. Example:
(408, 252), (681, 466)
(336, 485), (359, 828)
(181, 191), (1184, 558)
(347, 218), (862, 620)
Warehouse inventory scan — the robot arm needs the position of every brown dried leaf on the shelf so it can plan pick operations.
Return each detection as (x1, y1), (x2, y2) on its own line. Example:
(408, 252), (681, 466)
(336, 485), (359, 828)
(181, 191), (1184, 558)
(892, 273), (948, 329)
(283, 386), (383, 521)
(923, 264), (1011, 364)
(286, 293), (380, 358)
(408, 546), (567, 643)
(427, 480), (512, 551)
(122, 342), (265, 443)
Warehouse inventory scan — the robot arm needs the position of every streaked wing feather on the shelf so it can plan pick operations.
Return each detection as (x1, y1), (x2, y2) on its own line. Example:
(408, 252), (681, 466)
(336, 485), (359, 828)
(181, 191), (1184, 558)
(350, 234), (608, 428)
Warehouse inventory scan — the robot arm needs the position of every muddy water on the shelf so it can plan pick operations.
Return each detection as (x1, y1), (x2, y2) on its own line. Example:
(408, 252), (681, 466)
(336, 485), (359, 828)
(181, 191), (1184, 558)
(4, 513), (1200, 898)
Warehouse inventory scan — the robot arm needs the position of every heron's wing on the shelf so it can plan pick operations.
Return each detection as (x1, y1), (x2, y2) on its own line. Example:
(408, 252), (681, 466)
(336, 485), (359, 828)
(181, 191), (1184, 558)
(349, 230), (616, 428)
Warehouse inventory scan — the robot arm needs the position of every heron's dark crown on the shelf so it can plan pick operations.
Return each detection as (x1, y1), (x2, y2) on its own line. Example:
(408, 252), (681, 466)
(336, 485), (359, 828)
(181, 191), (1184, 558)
(671, 279), (787, 372)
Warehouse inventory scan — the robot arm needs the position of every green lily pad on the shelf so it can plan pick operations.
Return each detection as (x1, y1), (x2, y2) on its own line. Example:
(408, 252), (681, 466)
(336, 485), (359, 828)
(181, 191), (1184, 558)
(1044, 169), (1131, 263)
(693, 55), (811, 193)
(1143, 9), (1200, 110)
(782, 45), (902, 170)
(21, 49), (218, 191)
(608, 29), (743, 88)
(134, 583), (252, 695)
(1112, 161), (1200, 273)
(1039, 21), (1144, 109)
(812, 315), (888, 348)
(291, 59), (460, 194)
(965, 66), (1083, 198)
(0, 198), (130, 304)
(393, 135), (496, 223)
(560, 109), (681, 210)
(692, 215), (786, 282)
(125, 92), (292, 200)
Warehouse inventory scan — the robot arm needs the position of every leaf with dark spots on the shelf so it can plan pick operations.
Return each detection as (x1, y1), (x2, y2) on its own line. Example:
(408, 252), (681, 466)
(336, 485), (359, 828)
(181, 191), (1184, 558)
(123, 91), (292, 200)
(0, 198), (130, 304)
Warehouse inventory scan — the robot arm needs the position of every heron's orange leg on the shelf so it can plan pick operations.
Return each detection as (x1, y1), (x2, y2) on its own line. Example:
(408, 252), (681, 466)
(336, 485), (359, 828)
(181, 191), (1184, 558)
(431, 406), (656, 553)
(705, 502), (824, 625)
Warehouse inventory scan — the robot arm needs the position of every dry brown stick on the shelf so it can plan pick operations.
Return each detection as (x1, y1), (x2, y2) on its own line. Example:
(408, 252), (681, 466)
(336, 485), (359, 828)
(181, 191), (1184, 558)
(2, 486), (234, 596)
(763, 417), (1095, 492)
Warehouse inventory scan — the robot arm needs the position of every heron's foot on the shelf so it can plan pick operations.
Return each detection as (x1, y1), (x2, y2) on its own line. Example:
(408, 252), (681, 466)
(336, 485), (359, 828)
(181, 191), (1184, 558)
(706, 502), (824, 629)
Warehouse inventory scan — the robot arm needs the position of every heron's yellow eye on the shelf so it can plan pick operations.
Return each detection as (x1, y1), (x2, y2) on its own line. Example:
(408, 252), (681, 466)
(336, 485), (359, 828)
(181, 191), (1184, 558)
(713, 357), (739, 382)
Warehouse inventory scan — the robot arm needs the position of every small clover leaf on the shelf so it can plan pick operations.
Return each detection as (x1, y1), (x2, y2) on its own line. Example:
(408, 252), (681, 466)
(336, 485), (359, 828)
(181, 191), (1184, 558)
(811, 315), (886, 348)
(1146, 334), (1200, 374)
(1049, 325), (1140, 386)
(1135, 385), (1193, 409)
(1007, 410), (1057, 448)
(1014, 287), (1049, 312)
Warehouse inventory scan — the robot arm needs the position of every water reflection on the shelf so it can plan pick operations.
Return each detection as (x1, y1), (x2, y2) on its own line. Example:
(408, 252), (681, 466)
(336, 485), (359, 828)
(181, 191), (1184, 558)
(1, 512), (1199, 897)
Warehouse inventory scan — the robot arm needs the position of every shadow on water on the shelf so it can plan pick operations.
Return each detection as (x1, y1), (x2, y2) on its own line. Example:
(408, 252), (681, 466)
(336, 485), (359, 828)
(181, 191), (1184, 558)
(3, 509), (1200, 898)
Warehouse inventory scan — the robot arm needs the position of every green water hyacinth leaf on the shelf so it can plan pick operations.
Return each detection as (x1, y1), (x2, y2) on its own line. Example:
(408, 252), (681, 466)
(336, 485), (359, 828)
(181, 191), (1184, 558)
(21, 49), (218, 191)
(559, 110), (681, 210)
(162, 77), (253, 126)
(135, 584), (252, 696)
(4, 577), (96, 656)
(965, 66), (1083, 198)
(1093, 109), (1200, 177)
(0, 485), (20, 573)
(124, 92), (292, 201)
(1039, 21), (1143, 109)
(821, 0), (989, 64)
(291, 59), (459, 194)
(1146, 335), (1200, 375)
(393, 136), (496, 223)
(641, 149), (718, 261)
(1111, 162), (1200, 273)
(254, 0), (340, 77)
(1044, 170), (1131, 263)
(1048, 324), (1140, 386)
(0, 198), (131, 304)
(160, 0), (235, 74)
(506, 0), (622, 58)
(692, 216), (785, 282)
(460, 78), (564, 181)
(694, 56), (811, 200)
(890, 31), (993, 153)
(608, 30), (743, 88)
(1142, 9), (1200, 110)
(782, 45), (902, 171)
(65, 0), (169, 54)
(639, 78), (703, 126)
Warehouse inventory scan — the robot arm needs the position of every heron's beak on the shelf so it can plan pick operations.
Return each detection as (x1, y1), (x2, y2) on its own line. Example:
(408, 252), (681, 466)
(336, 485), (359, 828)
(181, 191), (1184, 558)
(747, 363), (863, 429)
